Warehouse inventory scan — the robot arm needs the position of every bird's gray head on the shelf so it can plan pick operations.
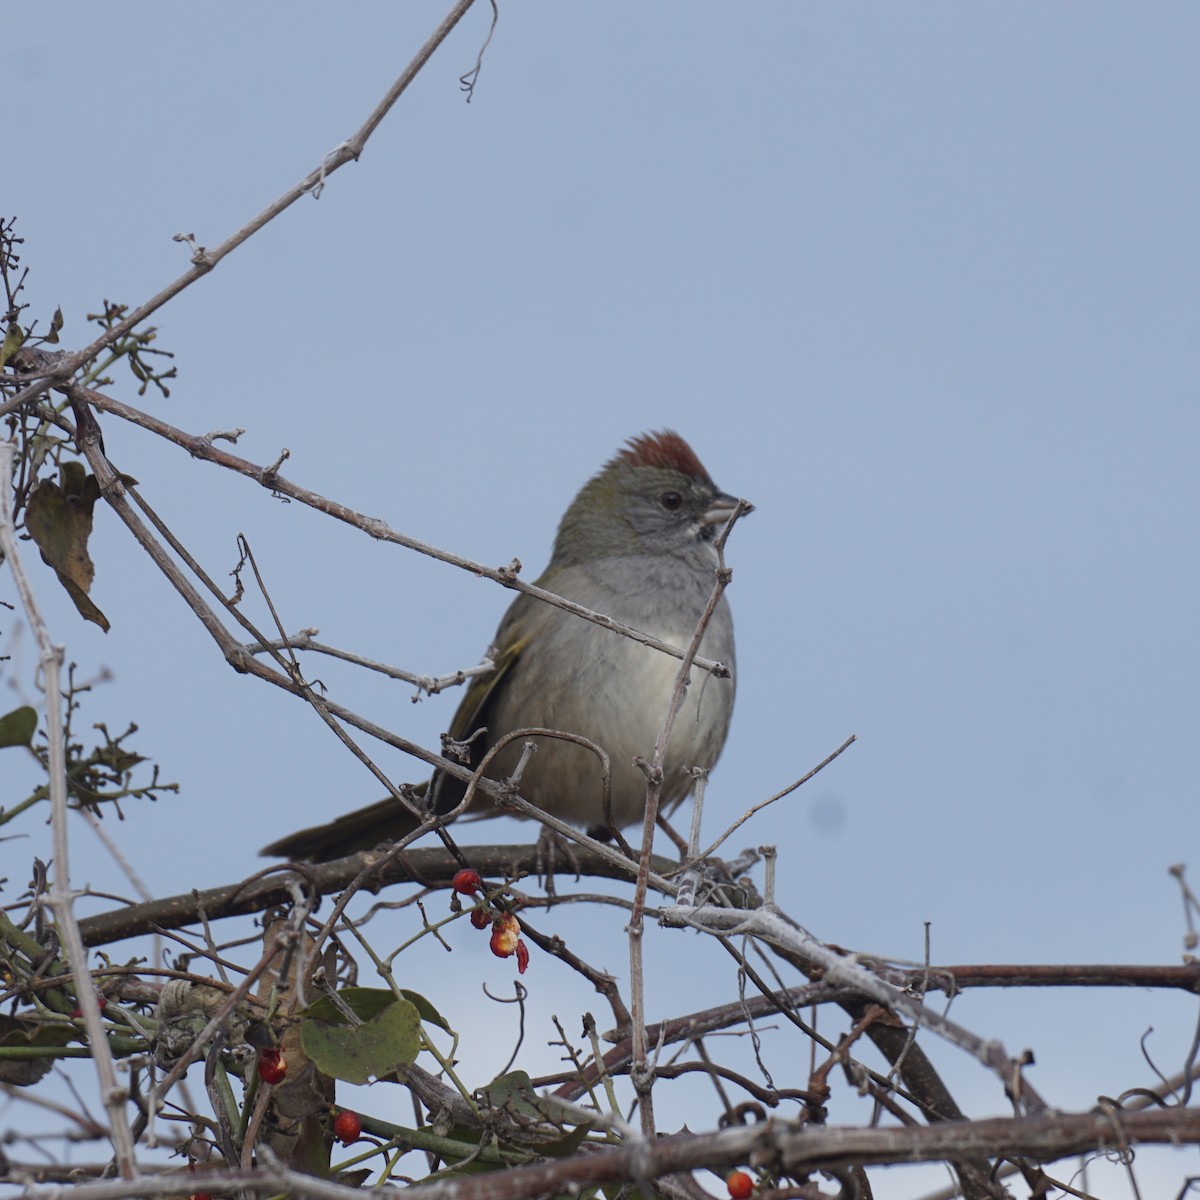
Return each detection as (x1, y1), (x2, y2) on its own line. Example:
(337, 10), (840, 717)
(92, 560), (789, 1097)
(550, 430), (747, 567)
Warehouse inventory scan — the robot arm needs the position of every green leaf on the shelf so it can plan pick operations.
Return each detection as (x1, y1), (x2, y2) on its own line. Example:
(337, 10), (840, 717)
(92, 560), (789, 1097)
(300, 998), (421, 1085)
(482, 1069), (538, 1114)
(303, 986), (390, 1024)
(481, 1071), (597, 1141)
(46, 306), (64, 345)
(0, 1016), (76, 1087)
(0, 706), (38, 749)
(539, 1120), (595, 1158)
(397, 988), (452, 1033)
(304, 985), (451, 1034)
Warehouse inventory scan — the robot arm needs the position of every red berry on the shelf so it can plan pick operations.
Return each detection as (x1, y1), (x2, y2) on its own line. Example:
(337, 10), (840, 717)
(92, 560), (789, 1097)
(489, 913), (521, 958)
(258, 1046), (287, 1085)
(452, 868), (483, 895)
(515, 939), (530, 974)
(470, 906), (491, 930)
(726, 1169), (754, 1199)
(332, 1109), (363, 1145)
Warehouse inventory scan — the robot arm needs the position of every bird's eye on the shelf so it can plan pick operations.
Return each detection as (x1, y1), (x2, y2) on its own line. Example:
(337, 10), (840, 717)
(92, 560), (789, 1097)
(658, 490), (683, 512)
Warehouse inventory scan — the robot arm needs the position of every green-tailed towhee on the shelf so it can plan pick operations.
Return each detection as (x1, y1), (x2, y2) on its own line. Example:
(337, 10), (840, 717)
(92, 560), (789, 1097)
(262, 430), (747, 862)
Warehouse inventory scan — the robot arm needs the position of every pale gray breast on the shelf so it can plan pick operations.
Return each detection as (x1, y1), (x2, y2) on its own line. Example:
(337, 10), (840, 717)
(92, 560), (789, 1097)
(486, 557), (736, 828)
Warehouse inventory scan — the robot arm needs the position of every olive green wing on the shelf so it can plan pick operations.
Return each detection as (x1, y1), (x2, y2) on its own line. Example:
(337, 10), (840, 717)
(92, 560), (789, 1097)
(430, 627), (531, 816)
(261, 602), (540, 862)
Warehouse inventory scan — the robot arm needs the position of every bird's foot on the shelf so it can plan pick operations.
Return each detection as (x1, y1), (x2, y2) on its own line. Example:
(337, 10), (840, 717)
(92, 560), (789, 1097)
(535, 825), (582, 897)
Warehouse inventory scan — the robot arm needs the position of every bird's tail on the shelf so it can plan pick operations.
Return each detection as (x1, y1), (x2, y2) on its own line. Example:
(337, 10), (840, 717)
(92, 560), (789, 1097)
(260, 793), (426, 863)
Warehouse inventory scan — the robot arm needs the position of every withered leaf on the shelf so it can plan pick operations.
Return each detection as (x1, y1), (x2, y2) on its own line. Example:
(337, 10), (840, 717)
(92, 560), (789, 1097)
(24, 464), (110, 632)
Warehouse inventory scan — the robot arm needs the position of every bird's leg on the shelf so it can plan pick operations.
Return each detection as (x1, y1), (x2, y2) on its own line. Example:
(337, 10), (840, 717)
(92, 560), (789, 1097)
(535, 825), (582, 898)
(656, 812), (690, 858)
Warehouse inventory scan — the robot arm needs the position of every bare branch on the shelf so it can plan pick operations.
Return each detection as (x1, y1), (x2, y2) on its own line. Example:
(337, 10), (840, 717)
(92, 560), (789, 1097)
(0, 442), (140, 1179)
(0, 0), (480, 422)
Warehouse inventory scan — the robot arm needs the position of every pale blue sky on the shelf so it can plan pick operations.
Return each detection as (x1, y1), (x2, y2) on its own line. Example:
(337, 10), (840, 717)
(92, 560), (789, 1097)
(6, 6), (1199, 1195)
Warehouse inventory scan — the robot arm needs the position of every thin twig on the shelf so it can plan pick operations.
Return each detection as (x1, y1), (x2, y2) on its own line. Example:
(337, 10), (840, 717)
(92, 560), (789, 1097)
(245, 630), (495, 698)
(694, 734), (857, 862)
(662, 901), (1048, 1110)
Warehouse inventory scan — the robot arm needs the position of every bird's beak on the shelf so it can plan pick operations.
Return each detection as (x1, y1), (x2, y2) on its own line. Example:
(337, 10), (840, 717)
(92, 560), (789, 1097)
(701, 492), (754, 527)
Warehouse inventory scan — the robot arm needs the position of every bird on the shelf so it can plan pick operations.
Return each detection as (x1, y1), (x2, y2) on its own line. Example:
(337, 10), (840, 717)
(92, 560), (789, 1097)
(261, 430), (747, 862)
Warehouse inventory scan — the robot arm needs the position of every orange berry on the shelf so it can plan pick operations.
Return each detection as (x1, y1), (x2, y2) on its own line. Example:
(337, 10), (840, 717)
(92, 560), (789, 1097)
(489, 912), (521, 958)
(332, 1109), (362, 1144)
(452, 868), (483, 895)
(258, 1046), (287, 1085)
(726, 1168), (754, 1199)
